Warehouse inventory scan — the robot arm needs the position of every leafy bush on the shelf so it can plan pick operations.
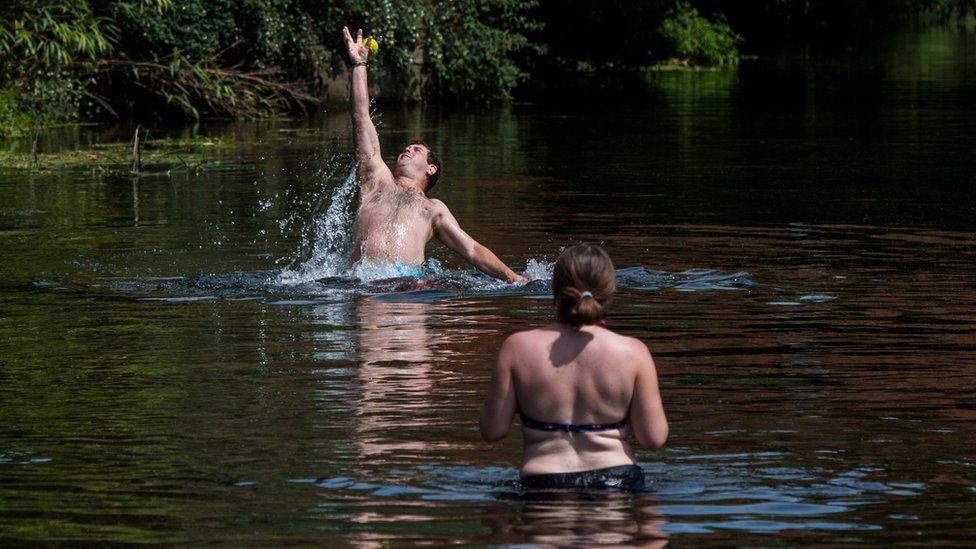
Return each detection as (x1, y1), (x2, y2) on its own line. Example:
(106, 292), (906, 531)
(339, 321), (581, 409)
(0, 0), (114, 126)
(312, 0), (542, 101)
(96, 0), (325, 118)
(114, 0), (544, 105)
(660, 1), (741, 65)
(0, 0), (543, 130)
(0, 91), (31, 138)
(425, 0), (543, 100)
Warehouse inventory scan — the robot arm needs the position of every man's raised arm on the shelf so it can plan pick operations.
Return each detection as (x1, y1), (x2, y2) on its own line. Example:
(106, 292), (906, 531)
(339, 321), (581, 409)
(431, 200), (527, 284)
(342, 27), (390, 185)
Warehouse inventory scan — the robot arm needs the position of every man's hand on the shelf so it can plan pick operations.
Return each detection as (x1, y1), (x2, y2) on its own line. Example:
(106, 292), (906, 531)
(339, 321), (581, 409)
(343, 25), (390, 188)
(342, 27), (369, 65)
(511, 274), (529, 284)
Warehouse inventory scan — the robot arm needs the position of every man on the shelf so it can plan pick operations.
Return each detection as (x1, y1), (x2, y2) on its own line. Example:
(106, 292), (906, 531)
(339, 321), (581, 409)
(342, 27), (526, 283)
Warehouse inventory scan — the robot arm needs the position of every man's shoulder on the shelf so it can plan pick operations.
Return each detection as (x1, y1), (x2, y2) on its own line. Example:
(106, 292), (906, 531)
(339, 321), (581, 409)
(426, 197), (451, 216)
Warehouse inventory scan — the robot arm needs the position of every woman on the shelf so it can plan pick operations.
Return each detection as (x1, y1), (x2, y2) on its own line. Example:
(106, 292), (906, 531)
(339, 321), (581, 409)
(480, 244), (668, 490)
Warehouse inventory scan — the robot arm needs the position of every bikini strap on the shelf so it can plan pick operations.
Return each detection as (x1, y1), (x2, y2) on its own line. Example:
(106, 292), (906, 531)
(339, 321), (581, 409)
(518, 411), (629, 433)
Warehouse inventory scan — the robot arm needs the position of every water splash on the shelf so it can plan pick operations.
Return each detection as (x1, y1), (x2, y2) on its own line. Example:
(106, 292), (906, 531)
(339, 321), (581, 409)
(271, 150), (455, 285)
(85, 263), (755, 303)
(276, 159), (360, 285)
(524, 258), (554, 282)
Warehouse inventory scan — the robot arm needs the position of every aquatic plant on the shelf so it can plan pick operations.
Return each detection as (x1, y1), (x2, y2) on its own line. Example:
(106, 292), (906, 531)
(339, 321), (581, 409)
(0, 134), (232, 174)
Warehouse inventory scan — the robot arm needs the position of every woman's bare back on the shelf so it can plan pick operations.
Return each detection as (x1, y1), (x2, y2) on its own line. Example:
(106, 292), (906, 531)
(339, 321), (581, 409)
(495, 323), (667, 475)
(480, 243), (668, 479)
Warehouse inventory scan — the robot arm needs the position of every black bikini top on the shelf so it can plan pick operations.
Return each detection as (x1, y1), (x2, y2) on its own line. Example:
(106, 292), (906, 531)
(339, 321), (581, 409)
(518, 410), (630, 433)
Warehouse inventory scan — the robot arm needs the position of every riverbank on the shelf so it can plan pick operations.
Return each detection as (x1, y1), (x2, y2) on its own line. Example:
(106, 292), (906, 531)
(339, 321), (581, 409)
(0, 0), (765, 136)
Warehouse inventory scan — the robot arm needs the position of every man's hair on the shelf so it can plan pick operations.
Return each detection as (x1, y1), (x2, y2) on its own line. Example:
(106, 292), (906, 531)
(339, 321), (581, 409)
(410, 139), (442, 191)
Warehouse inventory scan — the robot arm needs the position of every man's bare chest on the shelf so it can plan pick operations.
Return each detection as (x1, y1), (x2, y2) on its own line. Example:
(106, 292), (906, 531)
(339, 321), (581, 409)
(358, 186), (433, 228)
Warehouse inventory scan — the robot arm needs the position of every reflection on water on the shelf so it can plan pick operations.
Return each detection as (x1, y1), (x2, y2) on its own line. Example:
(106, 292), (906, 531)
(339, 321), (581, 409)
(295, 440), (927, 543)
(297, 465), (671, 546)
(354, 297), (435, 456)
(2, 27), (976, 545)
(494, 492), (668, 548)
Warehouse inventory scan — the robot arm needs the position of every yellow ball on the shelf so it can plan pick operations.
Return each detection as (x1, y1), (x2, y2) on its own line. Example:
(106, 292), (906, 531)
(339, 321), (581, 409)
(367, 37), (379, 54)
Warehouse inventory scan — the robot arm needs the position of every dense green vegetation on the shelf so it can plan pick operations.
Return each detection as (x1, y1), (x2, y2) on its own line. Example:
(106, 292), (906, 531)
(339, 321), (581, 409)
(660, 1), (741, 65)
(1, 0), (973, 134)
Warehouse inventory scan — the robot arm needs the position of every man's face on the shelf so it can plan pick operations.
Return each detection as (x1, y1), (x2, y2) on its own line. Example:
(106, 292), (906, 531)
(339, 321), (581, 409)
(396, 143), (432, 174)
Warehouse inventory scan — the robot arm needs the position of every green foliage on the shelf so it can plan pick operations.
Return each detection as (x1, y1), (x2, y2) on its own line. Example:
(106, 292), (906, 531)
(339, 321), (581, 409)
(313, 0), (541, 100)
(101, 0), (328, 118)
(4, 0), (973, 132)
(0, 0), (113, 126)
(315, 0), (426, 98)
(100, 54), (316, 119)
(425, 0), (543, 100)
(0, 91), (31, 138)
(90, 0), (540, 111)
(0, 1), (112, 66)
(0, 0), (331, 125)
(660, 1), (741, 65)
(107, 0), (324, 73)
(110, 0), (234, 61)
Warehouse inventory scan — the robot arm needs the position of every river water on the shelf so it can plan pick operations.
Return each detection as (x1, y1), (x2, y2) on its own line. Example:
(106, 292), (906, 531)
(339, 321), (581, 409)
(1, 28), (974, 545)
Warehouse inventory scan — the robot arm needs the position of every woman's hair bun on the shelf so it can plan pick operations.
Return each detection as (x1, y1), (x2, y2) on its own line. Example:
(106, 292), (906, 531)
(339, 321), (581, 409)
(552, 244), (616, 326)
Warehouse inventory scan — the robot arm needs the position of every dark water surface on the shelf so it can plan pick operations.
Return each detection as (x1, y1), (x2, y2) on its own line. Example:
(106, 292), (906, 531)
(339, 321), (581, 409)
(2, 28), (975, 545)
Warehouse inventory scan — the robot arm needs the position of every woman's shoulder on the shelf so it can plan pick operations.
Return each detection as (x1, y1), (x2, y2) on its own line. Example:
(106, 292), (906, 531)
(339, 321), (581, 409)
(500, 325), (568, 357)
(503, 325), (560, 347)
(588, 326), (653, 361)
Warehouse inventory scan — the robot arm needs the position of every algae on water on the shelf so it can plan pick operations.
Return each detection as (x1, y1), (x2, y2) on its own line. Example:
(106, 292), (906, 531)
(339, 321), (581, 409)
(0, 136), (232, 175)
